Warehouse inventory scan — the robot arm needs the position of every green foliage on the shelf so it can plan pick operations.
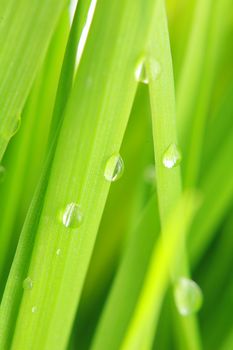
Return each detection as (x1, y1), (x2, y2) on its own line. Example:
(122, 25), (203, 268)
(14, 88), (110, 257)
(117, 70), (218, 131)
(0, 0), (232, 349)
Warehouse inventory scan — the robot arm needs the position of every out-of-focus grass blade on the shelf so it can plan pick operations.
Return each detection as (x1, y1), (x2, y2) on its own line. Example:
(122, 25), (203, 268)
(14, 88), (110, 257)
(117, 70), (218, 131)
(177, 0), (232, 187)
(146, 0), (201, 349)
(0, 12), (69, 294)
(91, 197), (159, 350)
(0, 0), (67, 160)
(121, 192), (198, 350)
(6, 0), (160, 349)
(189, 125), (233, 265)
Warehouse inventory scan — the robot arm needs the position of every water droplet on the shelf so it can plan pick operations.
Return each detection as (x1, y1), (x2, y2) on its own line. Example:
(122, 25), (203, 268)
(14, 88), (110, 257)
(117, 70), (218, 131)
(56, 248), (61, 256)
(31, 306), (37, 313)
(162, 143), (182, 169)
(62, 203), (83, 229)
(104, 154), (124, 182)
(174, 277), (203, 316)
(135, 57), (148, 84)
(23, 277), (33, 290)
(11, 116), (21, 136)
(0, 165), (6, 183)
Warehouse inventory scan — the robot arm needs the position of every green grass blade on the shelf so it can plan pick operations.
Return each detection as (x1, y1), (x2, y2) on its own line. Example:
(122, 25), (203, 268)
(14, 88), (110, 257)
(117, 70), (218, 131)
(177, 0), (232, 187)
(0, 0), (68, 160)
(49, 0), (93, 142)
(91, 197), (159, 350)
(5, 0), (160, 348)
(146, 1), (202, 348)
(121, 192), (198, 350)
(0, 12), (69, 293)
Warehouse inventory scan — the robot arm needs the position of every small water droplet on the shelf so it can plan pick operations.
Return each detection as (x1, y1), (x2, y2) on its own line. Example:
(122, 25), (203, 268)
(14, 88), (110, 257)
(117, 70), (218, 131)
(135, 58), (148, 84)
(56, 248), (61, 256)
(174, 277), (203, 316)
(0, 165), (6, 183)
(23, 277), (33, 290)
(62, 203), (83, 229)
(31, 306), (37, 313)
(104, 154), (124, 182)
(162, 143), (182, 169)
(144, 164), (156, 184)
(11, 116), (21, 136)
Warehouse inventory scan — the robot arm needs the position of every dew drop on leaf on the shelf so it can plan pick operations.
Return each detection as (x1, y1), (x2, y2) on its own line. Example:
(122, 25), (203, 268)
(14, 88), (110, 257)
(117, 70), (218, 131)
(12, 116), (21, 135)
(56, 248), (61, 256)
(23, 277), (33, 291)
(62, 203), (83, 229)
(31, 306), (37, 313)
(135, 56), (161, 84)
(134, 58), (148, 84)
(174, 277), (203, 316)
(162, 143), (182, 169)
(0, 165), (6, 183)
(104, 154), (124, 182)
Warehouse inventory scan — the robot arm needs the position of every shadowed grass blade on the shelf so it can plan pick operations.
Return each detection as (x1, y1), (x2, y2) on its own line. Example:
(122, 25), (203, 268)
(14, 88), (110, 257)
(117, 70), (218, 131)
(0, 0), (67, 160)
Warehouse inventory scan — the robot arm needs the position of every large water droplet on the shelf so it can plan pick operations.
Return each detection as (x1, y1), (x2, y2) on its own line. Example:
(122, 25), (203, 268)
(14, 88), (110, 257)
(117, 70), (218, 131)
(23, 277), (33, 291)
(162, 143), (182, 169)
(31, 306), (37, 313)
(104, 154), (124, 182)
(135, 58), (148, 84)
(174, 277), (203, 316)
(62, 203), (83, 229)
(0, 165), (6, 183)
(135, 56), (161, 84)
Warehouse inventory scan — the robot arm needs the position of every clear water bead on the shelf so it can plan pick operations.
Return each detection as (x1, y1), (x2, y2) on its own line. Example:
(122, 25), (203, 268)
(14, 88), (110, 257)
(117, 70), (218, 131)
(0, 165), (6, 183)
(23, 277), (33, 290)
(56, 248), (61, 256)
(62, 202), (83, 229)
(162, 143), (182, 169)
(135, 58), (148, 84)
(104, 154), (124, 182)
(12, 117), (21, 135)
(31, 306), (37, 313)
(174, 277), (203, 316)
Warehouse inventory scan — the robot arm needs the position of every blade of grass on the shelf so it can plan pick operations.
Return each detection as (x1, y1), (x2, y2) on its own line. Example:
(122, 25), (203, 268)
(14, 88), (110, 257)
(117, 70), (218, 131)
(49, 0), (93, 142)
(177, 0), (232, 187)
(121, 192), (198, 350)
(0, 2), (89, 347)
(146, 0), (202, 349)
(74, 84), (152, 322)
(0, 0), (67, 160)
(6, 0), (161, 349)
(69, 85), (152, 350)
(0, 11), (69, 294)
(91, 196), (159, 350)
(189, 126), (233, 265)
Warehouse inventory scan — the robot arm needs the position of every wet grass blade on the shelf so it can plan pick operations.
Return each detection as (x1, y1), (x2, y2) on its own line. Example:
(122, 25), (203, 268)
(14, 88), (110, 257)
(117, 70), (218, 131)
(146, 0), (202, 348)
(3, 0), (160, 349)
